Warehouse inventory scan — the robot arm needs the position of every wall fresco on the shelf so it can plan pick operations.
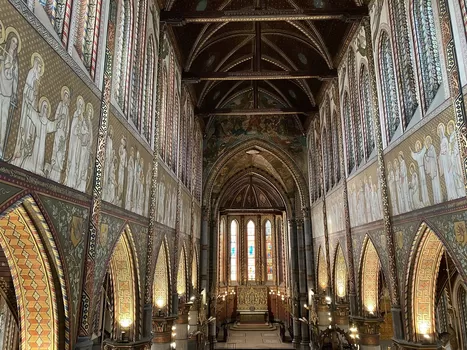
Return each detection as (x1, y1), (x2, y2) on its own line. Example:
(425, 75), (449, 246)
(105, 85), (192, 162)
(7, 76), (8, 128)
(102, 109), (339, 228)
(180, 188), (191, 235)
(0, 180), (22, 204)
(101, 112), (152, 216)
(39, 194), (88, 339)
(325, 186), (345, 234)
(193, 202), (201, 239)
(347, 161), (383, 227)
(203, 115), (306, 176)
(155, 163), (178, 229)
(311, 201), (324, 238)
(384, 107), (466, 217)
(0, 12), (99, 194)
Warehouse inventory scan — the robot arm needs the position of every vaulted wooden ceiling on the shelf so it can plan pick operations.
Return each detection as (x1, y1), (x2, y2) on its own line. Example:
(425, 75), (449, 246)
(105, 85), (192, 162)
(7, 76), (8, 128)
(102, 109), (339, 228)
(161, 0), (367, 129)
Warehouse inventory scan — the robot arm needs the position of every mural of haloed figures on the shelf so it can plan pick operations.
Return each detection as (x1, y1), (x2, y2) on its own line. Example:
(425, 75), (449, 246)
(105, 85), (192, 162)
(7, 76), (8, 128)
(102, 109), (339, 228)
(325, 188), (345, 234)
(0, 19), (98, 193)
(155, 165), (178, 229)
(101, 114), (152, 217)
(386, 118), (466, 216)
(347, 163), (383, 228)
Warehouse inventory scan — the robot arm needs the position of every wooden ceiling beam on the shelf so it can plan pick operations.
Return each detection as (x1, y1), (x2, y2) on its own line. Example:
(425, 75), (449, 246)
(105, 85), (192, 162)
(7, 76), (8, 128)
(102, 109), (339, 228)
(161, 8), (368, 25)
(183, 70), (337, 82)
(196, 107), (318, 117)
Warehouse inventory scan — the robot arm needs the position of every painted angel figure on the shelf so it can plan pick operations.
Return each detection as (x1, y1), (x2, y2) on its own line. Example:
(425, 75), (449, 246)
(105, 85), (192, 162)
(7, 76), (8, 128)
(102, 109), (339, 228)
(0, 30), (19, 159)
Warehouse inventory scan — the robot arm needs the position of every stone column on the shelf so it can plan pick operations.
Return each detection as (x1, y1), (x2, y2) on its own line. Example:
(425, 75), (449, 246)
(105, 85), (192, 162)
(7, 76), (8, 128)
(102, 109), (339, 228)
(316, 295), (331, 332)
(187, 309), (199, 350)
(334, 301), (350, 332)
(297, 219), (309, 349)
(152, 316), (177, 350)
(288, 218), (302, 347)
(302, 208), (315, 301)
(174, 302), (193, 350)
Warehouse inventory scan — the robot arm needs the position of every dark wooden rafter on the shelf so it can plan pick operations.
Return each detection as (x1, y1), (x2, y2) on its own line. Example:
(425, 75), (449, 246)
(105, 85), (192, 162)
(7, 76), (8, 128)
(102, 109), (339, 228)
(196, 107), (318, 117)
(183, 70), (337, 83)
(161, 8), (368, 25)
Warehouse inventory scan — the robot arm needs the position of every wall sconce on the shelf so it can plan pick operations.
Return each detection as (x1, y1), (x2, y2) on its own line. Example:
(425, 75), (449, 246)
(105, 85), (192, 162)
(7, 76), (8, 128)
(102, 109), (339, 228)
(119, 318), (133, 342)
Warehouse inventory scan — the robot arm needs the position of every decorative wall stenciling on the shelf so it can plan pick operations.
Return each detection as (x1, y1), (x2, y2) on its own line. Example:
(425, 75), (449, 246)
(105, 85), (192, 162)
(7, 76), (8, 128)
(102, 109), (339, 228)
(334, 245), (347, 299)
(0, 12), (99, 194)
(361, 238), (380, 314)
(317, 246), (328, 292)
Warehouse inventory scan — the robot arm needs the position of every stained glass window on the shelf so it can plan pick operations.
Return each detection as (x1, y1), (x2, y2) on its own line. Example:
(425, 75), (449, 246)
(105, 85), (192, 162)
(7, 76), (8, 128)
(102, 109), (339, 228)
(166, 52), (175, 166)
(159, 68), (168, 158)
(390, 0), (418, 124)
(413, 0), (442, 111)
(348, 51), (364, 165)
(230, 220), (238, 281)
(380, 31), (400, 141)
(171, 92), (180, 173)
(343, 92), (355, 172)
(114, 0), (132, 109)
(322, 127), (329, 191)
(265, 220), (273, 281)
(360, 66), (375, 157)
(247, 220), (255, 281)
(219, 218), (225, 283)
(40, 0), (69, 42)
(332, 113), (341, 182)
(308, 132), (317, 201)
(142, 36), (155, 142)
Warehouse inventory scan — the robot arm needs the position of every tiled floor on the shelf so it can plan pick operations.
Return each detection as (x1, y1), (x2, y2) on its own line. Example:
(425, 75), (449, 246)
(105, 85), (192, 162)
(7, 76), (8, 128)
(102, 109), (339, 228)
(216, 327), (294, 349)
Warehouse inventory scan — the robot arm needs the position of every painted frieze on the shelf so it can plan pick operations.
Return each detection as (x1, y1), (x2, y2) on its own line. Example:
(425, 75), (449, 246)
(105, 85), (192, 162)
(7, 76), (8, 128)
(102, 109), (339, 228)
(155, 163), (178, 229)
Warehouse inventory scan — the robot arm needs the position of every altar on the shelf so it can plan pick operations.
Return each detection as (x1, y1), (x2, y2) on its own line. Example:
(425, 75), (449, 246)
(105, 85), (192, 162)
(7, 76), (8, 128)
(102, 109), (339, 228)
(236, 286), (269, 323)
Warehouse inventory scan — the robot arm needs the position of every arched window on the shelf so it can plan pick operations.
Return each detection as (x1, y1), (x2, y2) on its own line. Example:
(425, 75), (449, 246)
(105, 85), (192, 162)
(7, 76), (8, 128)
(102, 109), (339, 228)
(171, 92), (180, 173)
(177, 249), (187, 298)
(332, 112), (341, 182)
(230, 220), (238, 281)
(114, 0), (133, 109)
(141, 36), (156, 142)
(75, 0), (102, 78)
(308, 132), (317, 201)
(40, 0), (70, 44)
(348, 51), (364, 165)
(343, 92), (355, 172)
(159, 67), (168, 158)
(379, 31), (400, 141)
(413, 0), (442, 111)
(322, 126), (329, 191)
(265, 220), (273, 281)
(219, 218), (225, 283)
(247, 220), (255, 281)
(154, 242), (170, 314)
(360, 65), (375, 157)
(390, 0), (418, 123)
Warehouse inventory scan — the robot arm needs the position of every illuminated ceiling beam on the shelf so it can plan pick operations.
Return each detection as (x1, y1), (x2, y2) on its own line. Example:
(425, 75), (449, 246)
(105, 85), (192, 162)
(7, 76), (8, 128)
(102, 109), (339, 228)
(183, 70), (337, 83)
(197, 107), (318, 117)
(161, 8), (368, 25)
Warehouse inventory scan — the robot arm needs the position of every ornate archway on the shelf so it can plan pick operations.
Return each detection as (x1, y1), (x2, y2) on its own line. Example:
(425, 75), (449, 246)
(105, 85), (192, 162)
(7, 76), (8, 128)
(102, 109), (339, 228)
(0, 198), (69, 349)
(360, 237), (380, 315)
(334, 245), (348, 301)
(177, 245), (187, 300)
(317, 246), (328, 294)
(153, 239), (171, 315)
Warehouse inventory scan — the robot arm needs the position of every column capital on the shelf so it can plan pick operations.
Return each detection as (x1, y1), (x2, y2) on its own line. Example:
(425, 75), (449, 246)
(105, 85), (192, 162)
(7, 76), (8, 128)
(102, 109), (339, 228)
(351, 316), (384, 347)
(152, 316), (178, 343)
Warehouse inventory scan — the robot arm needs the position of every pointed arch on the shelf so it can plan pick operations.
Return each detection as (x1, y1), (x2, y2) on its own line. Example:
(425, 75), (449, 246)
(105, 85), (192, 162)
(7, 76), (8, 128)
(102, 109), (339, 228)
(317, 246), (328, 293)
(359, 64), (375, 157)
(177, 245), (187, 299)
(153, 238), (171, 314)
(343, 91), (355, 172)
(192, 245), (199, 291)
(333, 245), (347, 299)
(360, 237), (380, 314)
(348, 49), (363, 166)
(0, 197), (70, 349)
(141, 34), (156, 142)
(406, 223), (446, 341)
(108, 228), (139, 340)
(265, 219), (274, 281)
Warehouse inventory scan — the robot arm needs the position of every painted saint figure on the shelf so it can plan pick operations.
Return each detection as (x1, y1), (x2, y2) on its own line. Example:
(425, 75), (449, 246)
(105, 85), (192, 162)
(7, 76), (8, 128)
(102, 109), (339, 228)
(408, 163), (422, 210)
(125, 147), (135, 211)
(438, 123), (456, 200)
(117, 135), (127, 206)
(12, 53), (44, 168)
(48, 86), (71, 182)
(103, 125), (115, 202)
(447, 120), (466, 199)
(398, 152), (410, 213)
(423, 135), (442, 204)
(410, 140), (430, 206)
(0, 30), (19, 159)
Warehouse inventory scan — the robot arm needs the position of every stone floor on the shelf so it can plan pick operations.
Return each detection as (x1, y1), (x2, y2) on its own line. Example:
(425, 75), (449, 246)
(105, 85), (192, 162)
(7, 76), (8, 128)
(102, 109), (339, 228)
(215, 325), (294, 349)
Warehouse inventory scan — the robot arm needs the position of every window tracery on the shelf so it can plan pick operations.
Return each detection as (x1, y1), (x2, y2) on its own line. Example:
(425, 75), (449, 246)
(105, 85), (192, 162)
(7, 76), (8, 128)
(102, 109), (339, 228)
(332, 112), (341, 182)
(141, 36), (155, 142)
(247, 220), (255, 281)
(265, 220), (273, 281)
(390, 0), (418, 123)
(348, 50), (364, 165)
(413, 0), (442, 111)
(379, 31), (400, 141)
(360, 65), (375, 157)
(343, 92), (355, 172)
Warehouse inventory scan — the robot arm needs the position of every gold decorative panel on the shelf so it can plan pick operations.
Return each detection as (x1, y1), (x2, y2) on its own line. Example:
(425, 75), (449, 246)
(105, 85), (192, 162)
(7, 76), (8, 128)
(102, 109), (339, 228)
(237, 286), (268, 311)
(361, 239), (379, 313)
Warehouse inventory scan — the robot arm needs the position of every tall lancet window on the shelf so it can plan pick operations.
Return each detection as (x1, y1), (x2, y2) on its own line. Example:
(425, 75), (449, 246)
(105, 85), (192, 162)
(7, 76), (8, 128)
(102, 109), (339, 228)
(360, 65), (375, 157)
(114, 0), (132, 110)
(379, 31), (400, 141)
(265, 220), (273, 281)
(413, 0), (442, 111)
(230, 220), (238, 281)
(219, 218), (225, 283)
(343, 92), (355, 172)
(247, 220), (255, 281)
